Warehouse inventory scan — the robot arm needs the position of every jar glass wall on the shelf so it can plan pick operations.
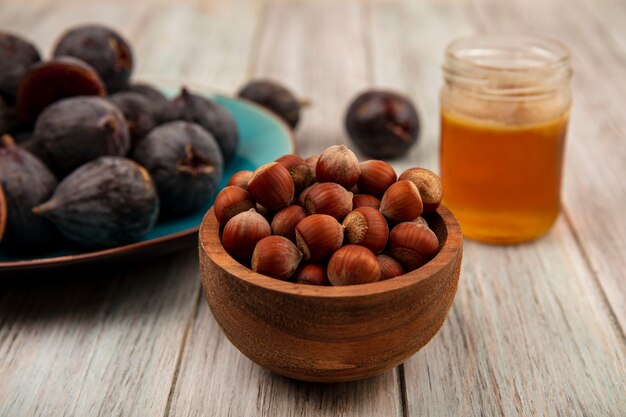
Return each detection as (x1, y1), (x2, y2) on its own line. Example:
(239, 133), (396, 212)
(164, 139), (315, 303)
(440, 34), (572, 244)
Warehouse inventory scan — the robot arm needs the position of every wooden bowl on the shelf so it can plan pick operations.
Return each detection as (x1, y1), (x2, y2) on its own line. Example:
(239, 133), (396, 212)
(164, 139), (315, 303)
(199, 206), (463, 382)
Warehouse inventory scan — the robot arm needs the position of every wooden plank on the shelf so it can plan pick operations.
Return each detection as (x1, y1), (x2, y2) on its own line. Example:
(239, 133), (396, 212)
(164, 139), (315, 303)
(367, 1), (626, 415)
(0, 250), (201, 417)
(166, 2), (404, 416)
(469, 0), (626, 333)
(168, 299), (402, 417)
(248, 0), (371, 157)
(0, 0), (262, 416)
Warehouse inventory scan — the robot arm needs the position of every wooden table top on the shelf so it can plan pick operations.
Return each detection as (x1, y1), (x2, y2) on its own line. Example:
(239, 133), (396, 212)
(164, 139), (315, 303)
(1, 0), (624, 415)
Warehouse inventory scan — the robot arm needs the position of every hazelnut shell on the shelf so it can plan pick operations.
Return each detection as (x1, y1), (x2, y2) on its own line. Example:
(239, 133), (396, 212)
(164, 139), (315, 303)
(304, 182), (353, 221)
(327, 245), (381, 286)
(398, 168), (442, 213)
(271, 204), (307, 242)
(213, 186), (255, 226)
(377, 254), (405, 280)
(295, 214), (344, 262)
(247, 162), (295, 211)
(342, 206), (389, 254)
(315, 145), (361, 188)
(227, 170), (253, 190)
(389, 221), (439, 271)
(221, 209), (271, 264)
(251, 235), (302, 280)
(357, 160), (397, 198)
(276, 154), (313, 194)
(293, 263), (329, 286)
(352, 194), (381, 210)
(379, 180), (423, 222)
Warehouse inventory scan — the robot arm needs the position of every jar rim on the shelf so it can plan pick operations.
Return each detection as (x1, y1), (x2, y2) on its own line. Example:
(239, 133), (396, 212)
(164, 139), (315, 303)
(443, 33), (572, 97)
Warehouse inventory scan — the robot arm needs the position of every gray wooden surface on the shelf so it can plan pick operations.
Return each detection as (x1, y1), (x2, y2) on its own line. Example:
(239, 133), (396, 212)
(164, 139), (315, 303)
(1, 0), (625, 416)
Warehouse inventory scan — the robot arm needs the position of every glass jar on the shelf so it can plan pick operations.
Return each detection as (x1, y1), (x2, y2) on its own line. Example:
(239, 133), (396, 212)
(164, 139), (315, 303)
(440, 34), (572, 244)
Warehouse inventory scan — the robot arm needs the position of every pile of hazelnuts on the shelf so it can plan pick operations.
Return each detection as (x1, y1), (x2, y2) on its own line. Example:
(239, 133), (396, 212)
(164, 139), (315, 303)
(213, 145), (443, 286)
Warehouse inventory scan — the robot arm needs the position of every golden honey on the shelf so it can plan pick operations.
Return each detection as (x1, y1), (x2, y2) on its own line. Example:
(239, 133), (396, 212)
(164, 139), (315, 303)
(440, 110), (569, 243)
(440, 34), (572, 243)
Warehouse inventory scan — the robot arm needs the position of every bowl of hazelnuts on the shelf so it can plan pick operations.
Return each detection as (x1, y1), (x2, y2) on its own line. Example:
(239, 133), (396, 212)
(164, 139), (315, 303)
(199, 144), (462, 382)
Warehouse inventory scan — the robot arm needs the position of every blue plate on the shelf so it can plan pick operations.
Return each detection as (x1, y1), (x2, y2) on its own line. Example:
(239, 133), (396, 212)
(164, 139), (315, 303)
(0, 92), (295, 273)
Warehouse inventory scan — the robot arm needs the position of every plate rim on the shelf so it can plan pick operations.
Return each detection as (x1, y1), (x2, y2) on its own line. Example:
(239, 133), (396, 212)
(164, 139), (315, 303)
(0, 88), (296, 271)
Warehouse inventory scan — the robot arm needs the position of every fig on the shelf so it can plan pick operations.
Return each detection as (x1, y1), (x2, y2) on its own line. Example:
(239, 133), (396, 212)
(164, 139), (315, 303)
(0, 184), (6, 243)
(109, 92), (157, 146)
(345, 90), (420, 159)
(16, 57), (106, 124)
(133, 121), (223, 216)
(0, 97), (8, 135)
(238, 79), (301, 129)
(32, 96), (130, 177)
(127, 82), (168, 122)
(34, 157), (159, 248)
(162, 88), (238, 162)
(0, 31), (41, 105)
(0, 134), (57, 250)
(53, 25), (133, 93)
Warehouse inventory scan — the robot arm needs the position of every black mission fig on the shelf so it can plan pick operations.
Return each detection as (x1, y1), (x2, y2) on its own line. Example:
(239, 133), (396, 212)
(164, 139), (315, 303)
(127, 83), (168, 122)
(345, 90), (420, 159)
(162, 88), (238, 162)
(53, 24), (133, 93)
(0, 31), (41, 105)
(0, 134), (57, 250)
(32, 96), (130, 177)
(109, 91), (157, 146)
(133, 121), (223, 216)
(33, 157), (159, 248)
(16, 57), (106, 124)
(238, 79), (301, 129)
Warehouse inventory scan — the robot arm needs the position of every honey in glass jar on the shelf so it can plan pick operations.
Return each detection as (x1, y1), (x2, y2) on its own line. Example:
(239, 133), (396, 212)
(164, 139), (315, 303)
(440, 34), (572, 244)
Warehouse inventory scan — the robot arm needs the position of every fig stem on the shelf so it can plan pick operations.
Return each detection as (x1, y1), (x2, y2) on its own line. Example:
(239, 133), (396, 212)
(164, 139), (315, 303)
(32, 199), (56, 216)
(99, 115), (118, 131)
(299, 98), (313, 108)
(1, 134), (16, 149)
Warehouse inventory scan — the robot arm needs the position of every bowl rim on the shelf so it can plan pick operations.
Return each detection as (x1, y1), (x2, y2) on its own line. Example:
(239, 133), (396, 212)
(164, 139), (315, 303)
(199, 205), (463, 299)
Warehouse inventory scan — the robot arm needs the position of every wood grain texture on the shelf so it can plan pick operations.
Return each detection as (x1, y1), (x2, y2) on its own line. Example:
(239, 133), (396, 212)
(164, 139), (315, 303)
(0, 250), (200, 417)
(367, 1), (626, 415)
(198, 206), (462, 382)
(1, 0), (625, 416)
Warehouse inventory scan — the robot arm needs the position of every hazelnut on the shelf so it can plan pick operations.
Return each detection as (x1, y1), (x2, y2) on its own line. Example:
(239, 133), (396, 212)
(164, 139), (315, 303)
(389, 221), (439, 271)
(227, 170), (254, 190)
(295, 214), (344, 262)
(327, 245), (381, 286)
(304, 155), (319, 178)
(271, 205), (307, 242)
(297, 183), (317, 207)
(247, 162), (295, 210)
(398, 168), (442, 213)
(315, 145), (361, 188)
(352, 193), (381, 210)
(377, 254), (404, 280)
(412, 216), (429, 228)
(251, 235), (302, 280)
(357, 160), (397, 198)
(293, 263), (329, 285)
(379, 180), (423, 222)
(221, 209), (271, 264)
(276, 154), (314, 193)
(255, 203), (273, 222)
(213, 186), (255, 226)
(342, 206), (389, 254)
(304, 182), (353, 221)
